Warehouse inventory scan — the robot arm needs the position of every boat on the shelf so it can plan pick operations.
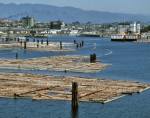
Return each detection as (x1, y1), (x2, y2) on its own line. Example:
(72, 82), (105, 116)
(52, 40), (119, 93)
(34, 35), (48, 38)
(76, 32), (100, 37)
(111, 32), (141, 41)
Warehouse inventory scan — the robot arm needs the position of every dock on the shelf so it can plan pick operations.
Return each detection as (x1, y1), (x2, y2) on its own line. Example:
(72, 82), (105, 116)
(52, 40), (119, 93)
(134, 39), (150, 43)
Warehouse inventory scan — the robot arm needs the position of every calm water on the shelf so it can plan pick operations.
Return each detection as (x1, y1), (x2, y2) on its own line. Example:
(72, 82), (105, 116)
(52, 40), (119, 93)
(0, 36), (150, 118)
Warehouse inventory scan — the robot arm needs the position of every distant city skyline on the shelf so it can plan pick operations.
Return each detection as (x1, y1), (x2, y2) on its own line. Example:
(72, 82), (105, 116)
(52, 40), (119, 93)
(0, 0), (150, 14)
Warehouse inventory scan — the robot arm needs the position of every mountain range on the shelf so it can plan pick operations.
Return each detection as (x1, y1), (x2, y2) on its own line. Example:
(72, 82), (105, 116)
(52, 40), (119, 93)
(0, 3), (150, 24)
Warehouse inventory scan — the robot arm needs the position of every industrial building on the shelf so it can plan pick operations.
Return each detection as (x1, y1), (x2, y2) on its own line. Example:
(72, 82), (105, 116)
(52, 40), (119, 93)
(50, 20), (62, 29)
(22, 16), (34, 28)
(118, 21), (140, 34)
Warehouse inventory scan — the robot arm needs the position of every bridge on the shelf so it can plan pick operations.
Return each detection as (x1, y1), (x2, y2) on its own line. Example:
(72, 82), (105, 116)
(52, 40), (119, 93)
(0, 27), (45, 31)
(0, 27), (46, 39)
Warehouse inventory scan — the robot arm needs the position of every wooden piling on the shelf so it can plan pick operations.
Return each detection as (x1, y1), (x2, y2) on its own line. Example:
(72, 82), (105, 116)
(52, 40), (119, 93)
(60, 42), (62, 49)
(24, 41), (26, 49)
(74, 40), (76, 44)
(90, 53), (96, 63)
(37, 44), (39, 48)
(20, 41), (22, 45)
(90, 54), (93, 63)
(79, 43), (81, 47)
(72, 107), (78, 117)
(18, 38), (19, 42)
(37, 39), (39, 44)
(16, 53), (18, 59)
(76, 43), (78, 49)
(93, 53), (96, 62)
(72, 82), (78, 108)
(47, 39), (49, 45)
(41, 39), (43, 44)
(6, 38), (8, 42)
(82, 41), (84, 46)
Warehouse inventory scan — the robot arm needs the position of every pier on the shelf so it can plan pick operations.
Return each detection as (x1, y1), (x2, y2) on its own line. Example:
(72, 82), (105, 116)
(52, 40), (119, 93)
(0, 27), (45, 39)
(134, 39), (150, 43)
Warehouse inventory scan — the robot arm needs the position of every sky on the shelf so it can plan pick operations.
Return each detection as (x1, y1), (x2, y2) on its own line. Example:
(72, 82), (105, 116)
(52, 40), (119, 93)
(0, 0), (150, 14)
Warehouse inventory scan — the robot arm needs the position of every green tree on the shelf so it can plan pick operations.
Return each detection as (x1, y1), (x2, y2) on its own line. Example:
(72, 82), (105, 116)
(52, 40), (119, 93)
(141, 25), (150, 33)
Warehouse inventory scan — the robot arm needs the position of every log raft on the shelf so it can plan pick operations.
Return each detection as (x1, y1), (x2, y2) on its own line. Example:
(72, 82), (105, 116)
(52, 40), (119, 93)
(0, 55), (110, 73)
(0, 72), (149, 104)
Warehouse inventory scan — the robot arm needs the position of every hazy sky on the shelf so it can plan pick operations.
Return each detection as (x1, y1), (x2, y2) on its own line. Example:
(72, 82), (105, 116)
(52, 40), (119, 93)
(0, 0), (150, 14)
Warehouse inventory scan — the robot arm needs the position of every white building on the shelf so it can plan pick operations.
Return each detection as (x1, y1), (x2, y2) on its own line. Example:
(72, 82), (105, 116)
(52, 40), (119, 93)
(70, 30), (78, 36)
(49, 29), (61, 34)
(118, 21), (140, 34)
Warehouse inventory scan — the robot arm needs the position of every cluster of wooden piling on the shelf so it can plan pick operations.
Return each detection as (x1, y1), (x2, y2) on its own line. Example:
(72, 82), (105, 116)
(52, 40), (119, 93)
(0, 72), (149, 104)
(0, 38), (86, 53)
(0, 40), (75, 52)
(74, 40), (84, 49)
(1, 37), (30, 42)
(90, 53), (96, 63)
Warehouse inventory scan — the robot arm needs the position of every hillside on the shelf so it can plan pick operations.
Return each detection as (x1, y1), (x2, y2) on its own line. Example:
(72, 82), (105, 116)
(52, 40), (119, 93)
(0, 3), (149, 23)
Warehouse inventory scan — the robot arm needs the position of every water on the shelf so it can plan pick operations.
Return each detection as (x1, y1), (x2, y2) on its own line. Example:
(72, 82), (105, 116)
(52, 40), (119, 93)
(0, 36), (150, 118)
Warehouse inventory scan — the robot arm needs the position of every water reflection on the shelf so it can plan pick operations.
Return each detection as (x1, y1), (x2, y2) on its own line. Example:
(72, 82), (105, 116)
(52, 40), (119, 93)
(71, 107), (79, 118)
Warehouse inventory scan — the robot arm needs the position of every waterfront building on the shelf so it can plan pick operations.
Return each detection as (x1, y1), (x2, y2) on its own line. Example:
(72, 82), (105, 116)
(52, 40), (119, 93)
(50, 20), (62, 29)
(0, 19), (4, 23)
(22, 16), (34, 28)
(69, 30), (78, 36)
(72, 21), (82, 26)
(118, 21), (140, 34)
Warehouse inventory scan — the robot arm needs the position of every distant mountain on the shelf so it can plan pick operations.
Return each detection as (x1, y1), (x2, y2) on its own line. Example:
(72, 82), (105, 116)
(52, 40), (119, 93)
(0, 3), (150, 23)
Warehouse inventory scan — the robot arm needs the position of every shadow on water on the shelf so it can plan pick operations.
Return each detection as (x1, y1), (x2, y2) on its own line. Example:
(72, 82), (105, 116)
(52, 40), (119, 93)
(71, 107), (79, 118)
